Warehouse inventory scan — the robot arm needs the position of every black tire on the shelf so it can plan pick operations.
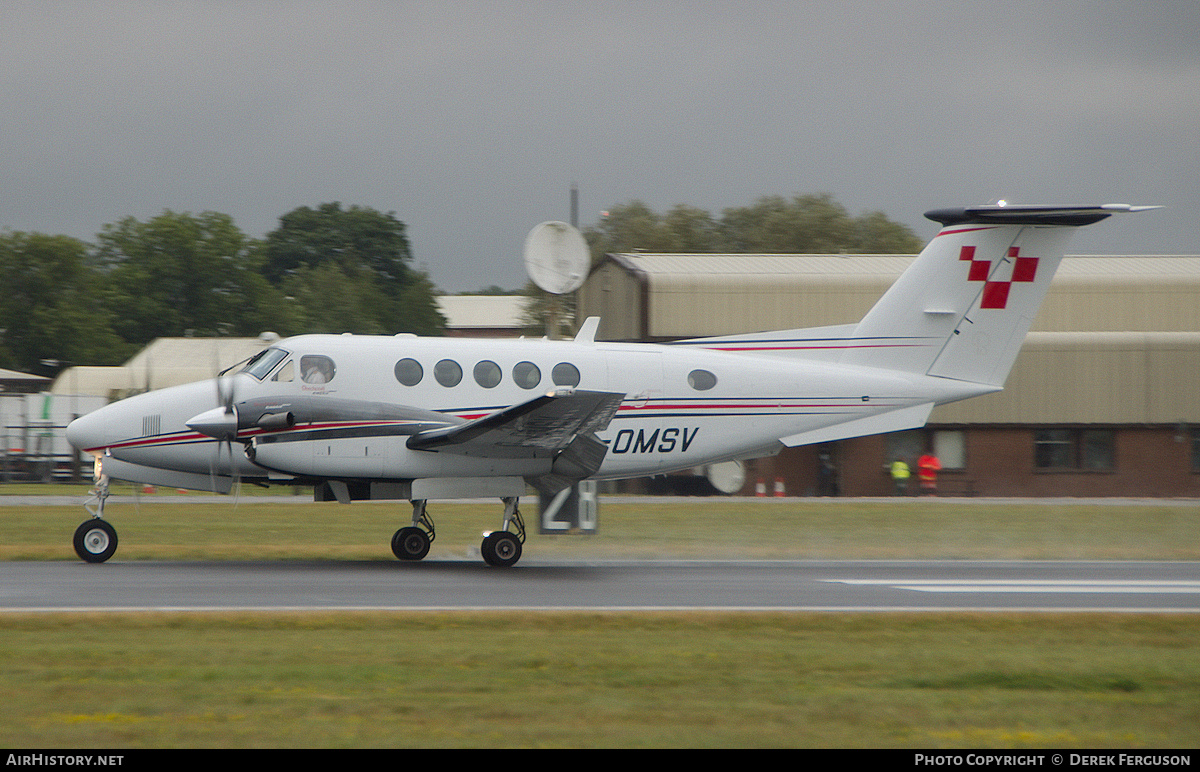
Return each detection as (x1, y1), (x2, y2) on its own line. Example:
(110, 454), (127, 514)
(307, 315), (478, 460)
(391, 526), (430, 561)
(481, 531), (522, 568)
(74, 519), (118, 563)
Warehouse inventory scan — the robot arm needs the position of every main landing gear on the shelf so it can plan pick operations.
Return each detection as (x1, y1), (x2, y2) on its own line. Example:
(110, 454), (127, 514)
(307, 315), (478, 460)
(391, 496), (526, 567)
(481, 498), (525, 568)
(74, 474), (118, 563)
(391, 499), (435, 561)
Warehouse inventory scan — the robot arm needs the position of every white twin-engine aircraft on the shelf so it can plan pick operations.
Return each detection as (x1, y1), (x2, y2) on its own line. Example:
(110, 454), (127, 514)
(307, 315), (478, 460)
(66, 203), (1155, 566)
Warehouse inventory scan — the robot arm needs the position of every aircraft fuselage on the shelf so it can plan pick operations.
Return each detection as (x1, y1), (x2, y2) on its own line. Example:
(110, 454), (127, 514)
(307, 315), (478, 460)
(66, 332), (984, 489)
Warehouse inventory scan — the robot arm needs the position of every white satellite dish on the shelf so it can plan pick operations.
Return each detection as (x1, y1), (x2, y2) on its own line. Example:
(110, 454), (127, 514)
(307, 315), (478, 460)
(524, 221), (588, 295)
(706, 460), (746, 495)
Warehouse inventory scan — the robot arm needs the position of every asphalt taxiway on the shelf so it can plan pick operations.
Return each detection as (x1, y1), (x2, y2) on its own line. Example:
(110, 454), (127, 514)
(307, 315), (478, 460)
(2, 559), (1197, 613)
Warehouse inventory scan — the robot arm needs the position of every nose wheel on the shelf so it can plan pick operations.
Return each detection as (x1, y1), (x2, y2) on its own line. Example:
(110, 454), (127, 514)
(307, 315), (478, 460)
(74, 519), (118, 563)
(74, 474), (118, 563)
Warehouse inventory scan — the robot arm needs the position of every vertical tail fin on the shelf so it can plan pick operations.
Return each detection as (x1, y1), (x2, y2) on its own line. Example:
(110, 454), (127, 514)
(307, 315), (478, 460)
(842, 204), (1157, 387)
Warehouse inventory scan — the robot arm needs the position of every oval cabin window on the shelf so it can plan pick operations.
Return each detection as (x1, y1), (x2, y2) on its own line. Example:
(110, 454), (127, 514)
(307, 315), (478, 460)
(552, 362), (581, 387)
(688, 369), (717, 391)
(434, 359), (462, 387)
(394, 358), (423, 386)
(474, 360), (502, 388)
(513, 361), (541, 389)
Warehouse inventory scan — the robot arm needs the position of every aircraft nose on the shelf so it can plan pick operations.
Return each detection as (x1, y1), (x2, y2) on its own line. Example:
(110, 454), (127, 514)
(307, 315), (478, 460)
(65, 410), (106, 453)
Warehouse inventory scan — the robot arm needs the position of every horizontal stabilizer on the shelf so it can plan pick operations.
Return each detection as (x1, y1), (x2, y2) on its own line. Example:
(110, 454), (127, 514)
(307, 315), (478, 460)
(781, 403), (934, 448)
(925, 204), (1161, 227)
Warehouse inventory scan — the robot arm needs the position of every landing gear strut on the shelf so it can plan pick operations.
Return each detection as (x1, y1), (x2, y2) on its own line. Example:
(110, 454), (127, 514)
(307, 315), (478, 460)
(481, 497), (525, 568)
(392, 499), (435, 560)
(74, 474), (118, 563)
(389, 496), (527, 567)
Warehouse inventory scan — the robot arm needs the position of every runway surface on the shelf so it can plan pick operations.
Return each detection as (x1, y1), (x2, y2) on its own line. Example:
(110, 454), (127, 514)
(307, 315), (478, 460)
(3, 559), (1197, 613)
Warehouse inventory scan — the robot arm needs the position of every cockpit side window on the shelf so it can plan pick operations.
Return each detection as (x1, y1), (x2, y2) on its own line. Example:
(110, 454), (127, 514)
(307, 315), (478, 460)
(300, 355), (336, 384)
(272, 359), (294, 382)
(239, 348), (290, 381)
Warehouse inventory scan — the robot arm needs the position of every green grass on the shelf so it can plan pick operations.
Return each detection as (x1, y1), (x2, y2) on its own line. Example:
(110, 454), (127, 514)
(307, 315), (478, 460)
(1, 494), (1197, 561)
(1, 494), (1197, 747)
(1, 612), (1196, 748)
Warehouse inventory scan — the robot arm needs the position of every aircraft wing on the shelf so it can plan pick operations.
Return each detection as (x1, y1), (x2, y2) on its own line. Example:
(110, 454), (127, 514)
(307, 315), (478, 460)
(407, 388), (624, 458)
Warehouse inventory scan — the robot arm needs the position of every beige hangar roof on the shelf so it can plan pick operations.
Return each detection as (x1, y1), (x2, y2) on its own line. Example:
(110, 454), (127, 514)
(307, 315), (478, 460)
(577, 253), (1200, 424)
(579, 253), (1200, 340)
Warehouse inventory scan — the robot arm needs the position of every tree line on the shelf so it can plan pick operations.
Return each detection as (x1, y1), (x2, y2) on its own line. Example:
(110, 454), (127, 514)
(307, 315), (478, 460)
(582, 193), (923, 257)
(2, 193), (923, 373)
(524, 193), (925, 336)
(0, 203), (446, 374)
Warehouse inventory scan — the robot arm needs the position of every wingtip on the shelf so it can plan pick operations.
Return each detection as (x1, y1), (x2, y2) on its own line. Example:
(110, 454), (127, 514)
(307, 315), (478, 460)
(1101, 204), (1164, 213)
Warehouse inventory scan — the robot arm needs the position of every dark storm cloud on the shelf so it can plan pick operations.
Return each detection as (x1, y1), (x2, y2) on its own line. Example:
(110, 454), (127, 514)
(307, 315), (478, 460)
(2, 1), (1196, 292)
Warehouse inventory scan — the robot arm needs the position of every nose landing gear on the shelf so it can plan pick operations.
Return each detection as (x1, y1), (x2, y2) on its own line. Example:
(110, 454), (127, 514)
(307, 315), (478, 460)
(74, 474), (118, 563)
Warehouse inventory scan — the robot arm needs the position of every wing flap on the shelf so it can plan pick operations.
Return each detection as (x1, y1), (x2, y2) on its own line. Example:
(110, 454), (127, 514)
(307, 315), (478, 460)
(406, 389), (624, 459)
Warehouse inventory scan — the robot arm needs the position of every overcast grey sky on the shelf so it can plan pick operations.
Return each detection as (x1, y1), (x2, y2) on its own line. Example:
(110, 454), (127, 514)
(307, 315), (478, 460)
(3, 1), (1197, 292)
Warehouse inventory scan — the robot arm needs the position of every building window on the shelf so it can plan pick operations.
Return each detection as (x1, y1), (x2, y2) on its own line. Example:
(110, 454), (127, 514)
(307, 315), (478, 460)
(933, 430), (966, 470)
(885, 430), (925, 467)
(1034, 429), (1115, 471)
(1192, 429), (1200, 473)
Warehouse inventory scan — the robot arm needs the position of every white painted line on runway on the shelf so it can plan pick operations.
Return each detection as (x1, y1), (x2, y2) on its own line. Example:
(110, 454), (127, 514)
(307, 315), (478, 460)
(824, 579), (1200, 594)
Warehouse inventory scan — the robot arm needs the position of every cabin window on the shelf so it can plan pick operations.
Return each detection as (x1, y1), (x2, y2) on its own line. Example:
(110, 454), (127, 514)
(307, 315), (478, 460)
(474, 360), (502, 388)
(300, 355), (336, 384)
(552, 362), (581, 387)
(513, 361), (541, 389)
(394, 358), (423, 386)
(434, 359), (462, 387)
(688, 369), (717, 391)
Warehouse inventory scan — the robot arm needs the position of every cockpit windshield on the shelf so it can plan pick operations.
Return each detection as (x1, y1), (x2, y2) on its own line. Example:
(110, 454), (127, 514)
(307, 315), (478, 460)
(237, 347), (290, 381)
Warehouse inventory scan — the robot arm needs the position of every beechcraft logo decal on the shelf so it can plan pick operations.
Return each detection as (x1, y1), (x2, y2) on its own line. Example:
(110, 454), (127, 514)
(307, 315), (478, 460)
(959, 245), (1039, 309)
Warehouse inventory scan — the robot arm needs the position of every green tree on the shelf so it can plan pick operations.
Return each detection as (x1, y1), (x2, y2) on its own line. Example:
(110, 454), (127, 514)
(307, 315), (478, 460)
(849, 210), (926, 253)
(720, 193), (854, 253)
(94, 210), (285, 347)
(0, 231), (128, 371)
(584, 193), (922, 259)
(262, 203), (444, 335)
